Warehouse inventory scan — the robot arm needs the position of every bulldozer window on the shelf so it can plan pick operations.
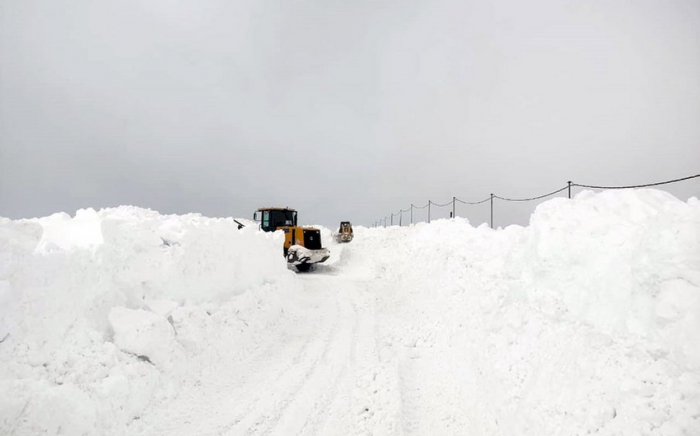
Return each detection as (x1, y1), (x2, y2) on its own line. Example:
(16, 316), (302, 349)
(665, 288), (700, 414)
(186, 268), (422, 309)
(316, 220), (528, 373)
(279, 210), (297, 227)
(261, 209), (297, 232)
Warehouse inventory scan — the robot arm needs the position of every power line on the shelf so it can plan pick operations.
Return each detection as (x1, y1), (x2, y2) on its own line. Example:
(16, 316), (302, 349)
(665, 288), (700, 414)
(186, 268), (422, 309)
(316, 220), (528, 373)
(572, 173), (700, 190)
(374, 172), (699, 228)
(493, 186), (569, 202)
(432, 201), (452, 207)
(455, 197), (491, 205)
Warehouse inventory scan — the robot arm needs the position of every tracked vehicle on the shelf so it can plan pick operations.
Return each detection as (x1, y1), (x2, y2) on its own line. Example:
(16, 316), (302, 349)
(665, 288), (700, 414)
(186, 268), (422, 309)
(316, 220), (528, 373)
(334, 221), (354, 243)
(254, 207), (330, 272)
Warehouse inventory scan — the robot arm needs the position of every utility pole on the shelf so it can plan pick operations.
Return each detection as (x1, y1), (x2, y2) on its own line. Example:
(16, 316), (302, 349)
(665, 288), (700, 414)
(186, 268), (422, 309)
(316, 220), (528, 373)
(490, 194), (494, 229)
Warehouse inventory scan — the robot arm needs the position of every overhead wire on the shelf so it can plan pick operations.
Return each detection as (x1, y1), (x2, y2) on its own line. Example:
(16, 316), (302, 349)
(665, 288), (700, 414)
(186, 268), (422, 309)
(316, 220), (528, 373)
(572, 174), (700, 190)
(493, 186), (569, 202)
(455, 196), (491, 205)
(432, 200), (452, 207)
(374, 172), (699, 226)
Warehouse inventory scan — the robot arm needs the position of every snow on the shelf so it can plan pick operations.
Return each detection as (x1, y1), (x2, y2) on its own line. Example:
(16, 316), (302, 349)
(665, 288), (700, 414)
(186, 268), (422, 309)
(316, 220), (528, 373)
(1, 190), (699, 435)
(108, 308), (184, 372)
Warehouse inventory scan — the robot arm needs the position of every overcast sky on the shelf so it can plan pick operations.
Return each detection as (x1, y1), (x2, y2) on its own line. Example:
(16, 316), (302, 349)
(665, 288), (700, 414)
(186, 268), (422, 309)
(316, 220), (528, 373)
(1, 0), (699, 228)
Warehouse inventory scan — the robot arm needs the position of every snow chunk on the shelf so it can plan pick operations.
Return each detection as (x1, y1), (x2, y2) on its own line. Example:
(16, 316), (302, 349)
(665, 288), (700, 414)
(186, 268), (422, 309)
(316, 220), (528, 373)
(36, 209), (103, 252)
(109, 308), (184, 371)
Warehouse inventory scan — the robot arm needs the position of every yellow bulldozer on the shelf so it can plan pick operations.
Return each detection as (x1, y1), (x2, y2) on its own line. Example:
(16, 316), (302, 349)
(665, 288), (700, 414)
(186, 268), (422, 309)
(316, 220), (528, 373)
(334, 221), (354, 243)
(254, 207), (330, 272)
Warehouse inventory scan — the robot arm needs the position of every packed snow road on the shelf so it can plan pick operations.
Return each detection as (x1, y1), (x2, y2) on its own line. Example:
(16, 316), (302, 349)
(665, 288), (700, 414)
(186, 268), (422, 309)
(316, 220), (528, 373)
(2, 189), (700, 435)
(127, 261), (483, 436)
(127, 272), (382, 436)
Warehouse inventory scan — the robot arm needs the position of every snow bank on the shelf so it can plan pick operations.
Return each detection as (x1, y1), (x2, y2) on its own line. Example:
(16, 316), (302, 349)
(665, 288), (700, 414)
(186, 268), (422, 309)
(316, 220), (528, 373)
(0, 207), (297, 435)
(523, 190), (700, 366)
(2, 189), (699, 435)
(343, 188), (700, 435)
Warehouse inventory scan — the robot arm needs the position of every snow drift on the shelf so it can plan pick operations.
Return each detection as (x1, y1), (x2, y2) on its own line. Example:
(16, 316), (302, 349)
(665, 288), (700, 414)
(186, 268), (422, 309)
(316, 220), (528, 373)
(1, 189), (699, 435)
(345, 189), (700, 435)
(0, 207), (297, 435)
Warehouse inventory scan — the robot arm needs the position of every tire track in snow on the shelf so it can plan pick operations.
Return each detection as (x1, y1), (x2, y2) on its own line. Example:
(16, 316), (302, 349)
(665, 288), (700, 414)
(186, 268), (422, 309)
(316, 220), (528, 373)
(322, 278), (406, 436)
(128, 251), (445, 436)
(126, 279), (342, 436)
(265, 275), (405, 436)
(270, 280), (362, 436)
(127, 317), (317, 436)
(217, 275), (370, 436)
(235, 287), (345, 435)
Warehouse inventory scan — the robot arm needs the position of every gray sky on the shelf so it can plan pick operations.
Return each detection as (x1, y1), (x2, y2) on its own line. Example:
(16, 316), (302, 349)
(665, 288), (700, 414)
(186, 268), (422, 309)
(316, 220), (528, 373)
(1, 0), (699, 228)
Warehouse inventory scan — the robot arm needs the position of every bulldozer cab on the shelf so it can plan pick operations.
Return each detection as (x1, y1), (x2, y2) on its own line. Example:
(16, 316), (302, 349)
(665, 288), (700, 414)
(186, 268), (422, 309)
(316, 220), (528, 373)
(255, 208), (297, 232)
(335, 221), (354, 243)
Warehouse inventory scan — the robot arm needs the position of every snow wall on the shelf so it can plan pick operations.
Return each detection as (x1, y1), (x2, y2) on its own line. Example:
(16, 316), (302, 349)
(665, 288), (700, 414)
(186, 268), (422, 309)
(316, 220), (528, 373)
(1, 189), (699, 435)
(0, 207), (298, 435)
(345, 188), (700, 435)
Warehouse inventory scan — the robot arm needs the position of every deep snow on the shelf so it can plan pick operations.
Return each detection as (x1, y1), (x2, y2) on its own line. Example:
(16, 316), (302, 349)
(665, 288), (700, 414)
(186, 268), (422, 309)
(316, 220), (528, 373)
(1, 189), (699, 435)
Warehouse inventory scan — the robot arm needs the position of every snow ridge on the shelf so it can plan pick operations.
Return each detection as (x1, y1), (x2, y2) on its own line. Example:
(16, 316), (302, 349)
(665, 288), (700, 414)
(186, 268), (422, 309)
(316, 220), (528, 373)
(1, 189), (699, 435)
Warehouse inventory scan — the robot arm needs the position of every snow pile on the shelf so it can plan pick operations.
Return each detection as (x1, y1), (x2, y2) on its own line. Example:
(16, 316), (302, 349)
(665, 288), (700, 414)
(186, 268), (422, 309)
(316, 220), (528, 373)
(523, 190), (700, 365)
(343, 188), (700, 435)
(1, 189), (699, 435)
(0, 207), (297, 435)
